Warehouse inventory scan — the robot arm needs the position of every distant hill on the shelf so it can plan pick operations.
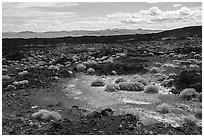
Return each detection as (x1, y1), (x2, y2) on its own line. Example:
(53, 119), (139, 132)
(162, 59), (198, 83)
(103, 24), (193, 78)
(2, 26), (202, 54)
(2, 28), (162, 39)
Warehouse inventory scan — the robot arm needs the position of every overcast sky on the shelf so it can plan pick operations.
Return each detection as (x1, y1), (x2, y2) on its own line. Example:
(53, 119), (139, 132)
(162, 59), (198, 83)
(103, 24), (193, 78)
(2, 2), (202, 32)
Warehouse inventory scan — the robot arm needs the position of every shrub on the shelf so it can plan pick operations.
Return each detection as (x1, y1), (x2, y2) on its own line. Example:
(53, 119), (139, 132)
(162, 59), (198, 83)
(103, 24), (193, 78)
(179, 88), (196, 100)
(119, 82), (144, 91)
(194, 109), (202, 120)
(48, 65), (60, 71)
(149, 67), (160, 74)
(105, 83), (120, 92)
(18, 71), (28, 77)
(182, 115), (196, 126)
(156, 103), (171, 114)
(198, 93), (202, 102)
(115, 77), (127, 84)
(32, 109), (61, 121)
(6, 85), (17, 90)
(90, 78), (105, 87)
(87, 68), (95, 75)
(154, 62), (162, 67)
(2, 75), (11, 81)
(130, 74), (148, 86)
(144, 85), (159, 93)
(76, 64), (87, 72)
(13, 80), (29, 86)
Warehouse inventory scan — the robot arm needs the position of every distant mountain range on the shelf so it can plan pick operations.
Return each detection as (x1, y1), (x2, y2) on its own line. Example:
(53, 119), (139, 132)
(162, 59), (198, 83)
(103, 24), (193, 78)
(2, 28), (162, 38)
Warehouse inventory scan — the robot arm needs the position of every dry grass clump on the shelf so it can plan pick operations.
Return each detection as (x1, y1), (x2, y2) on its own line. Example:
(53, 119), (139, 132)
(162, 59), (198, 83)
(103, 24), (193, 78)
(194, 109), (202, 120)
(144, 85), (159, 93)
(76, 64), (87, 72)
(182, 115), (196, 126)
(114, 77), (127, 84)
(156, 103), (171, 114)
(149, 67), (160, 74)
(105, 83), (120, 92)
(90, 78), (105, 87)
(179, 88), (196, 100)
(119, 82), (144, 91)
(87, 68), (95, 75)
(32, 109), (62, 121)
(130, 74), (148, 86)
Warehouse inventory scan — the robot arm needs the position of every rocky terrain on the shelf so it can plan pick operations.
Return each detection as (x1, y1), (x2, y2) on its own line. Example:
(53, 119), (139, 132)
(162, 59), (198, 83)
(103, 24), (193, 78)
(2, 26), (202, 135)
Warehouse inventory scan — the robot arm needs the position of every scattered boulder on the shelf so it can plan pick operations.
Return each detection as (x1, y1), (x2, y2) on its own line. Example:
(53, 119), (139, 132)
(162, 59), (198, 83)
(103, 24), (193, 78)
(119, 82), (144, 91)
(144, 85), (159, 93)
(6, 85), (17, 90)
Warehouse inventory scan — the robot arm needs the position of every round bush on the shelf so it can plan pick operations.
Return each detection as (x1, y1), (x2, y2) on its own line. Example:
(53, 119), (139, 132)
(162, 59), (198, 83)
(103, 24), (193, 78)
(90, 78), (105, 87)
(87, 68), (95, 75)
(149, 67), (160, 74)
(130, 74), (148, 86)
(179, 88), (196, 100)
(144, 85), (159, 93)
(182, 115), (196, 126)
(194, 109), (202, 120)
(76, 64), (87, 72)
(156, 103), (171, 114)
(115, 77), (127, 84)
(32, 109), (61, 121)
(198, 93), (202, 102)
(2, 75), (11, 81)
(119, 82), (144, 91)
(105, 83), (120, 92)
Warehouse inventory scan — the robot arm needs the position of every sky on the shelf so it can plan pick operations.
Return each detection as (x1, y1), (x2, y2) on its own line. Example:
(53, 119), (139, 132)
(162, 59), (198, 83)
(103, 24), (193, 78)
(2, 2), (202, 32)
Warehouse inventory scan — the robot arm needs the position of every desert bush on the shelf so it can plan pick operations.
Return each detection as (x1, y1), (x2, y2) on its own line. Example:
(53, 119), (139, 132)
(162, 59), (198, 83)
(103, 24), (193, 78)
(32, 109), (61, 121)
(198, 93), (202, 102)
(13, 80), (29, 86)
(179, 88), (196, 100)
(149, 67), (160, 74)
(194, 109), (202, 120)
(154, 62), (162, 67)
(87, 68), (95, 75)
(90, 78), (105, 87)
(105, 83), (120, 92)
(173, 70), (202, 94)
(144, 85), (159, 93)
(182, 115), (196, 126)
(119, 82), (144, 91)
(48, 65), (60, 71)
(161, 79), (174, 87)
(18, 71), (28, 77)
(76, 64), (87, 72)
(2, 69), (8, 75)
(6, 85), (17, 90)
(156, 103), (171, 114)
(115, 77), (127, 84)
(2, 75), (11, 81)
(130, 74), (148, 86)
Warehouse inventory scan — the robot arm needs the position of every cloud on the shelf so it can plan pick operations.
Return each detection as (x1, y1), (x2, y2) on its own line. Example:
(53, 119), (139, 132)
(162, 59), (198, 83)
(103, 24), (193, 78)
(105, 6), (202, 29)
(173, 4), (182, 7)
